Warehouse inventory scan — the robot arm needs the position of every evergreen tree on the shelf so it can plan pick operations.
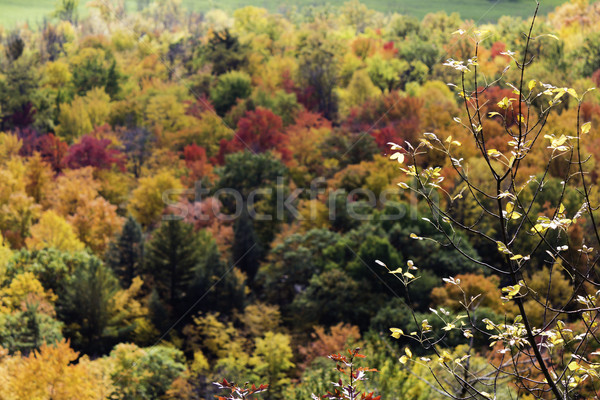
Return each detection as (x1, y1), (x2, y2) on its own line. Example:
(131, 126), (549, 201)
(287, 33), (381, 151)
(0, 302), (64, 354)
(148, 288), (170, 335)
(187, 230), (247, 314)
(231, 210), (263, 282)
(104, 59), (122, 99)
(58, 255), (119, 354)
(203, 29), (248, 76)
(144, 220), (201, 312)
(107, 216), (144, 288)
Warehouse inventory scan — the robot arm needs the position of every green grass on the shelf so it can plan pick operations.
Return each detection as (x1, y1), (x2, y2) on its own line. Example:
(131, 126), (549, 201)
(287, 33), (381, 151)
(0, 0), (571, 30)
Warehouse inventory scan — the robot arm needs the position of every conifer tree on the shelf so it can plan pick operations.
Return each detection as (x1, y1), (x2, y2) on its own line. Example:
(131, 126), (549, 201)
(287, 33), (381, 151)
(231, 210), (263, 282)
(107, 216), (144, 288)
(144, 220), (201, 312)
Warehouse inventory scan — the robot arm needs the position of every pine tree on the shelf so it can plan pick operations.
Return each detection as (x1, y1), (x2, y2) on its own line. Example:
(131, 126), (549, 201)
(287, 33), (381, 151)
(148, 288), (169, 334)
(144, 220), (201, 312)
(187, 231), (247, 314)
(59, 255), (119, 354)
(107, 216), (144, 288)
(104, 59), (121, 99)
(231, 210), (263, 282)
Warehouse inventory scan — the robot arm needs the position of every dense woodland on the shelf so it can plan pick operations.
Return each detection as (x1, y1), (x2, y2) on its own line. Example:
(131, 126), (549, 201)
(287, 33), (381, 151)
(1, 0), (600, 398)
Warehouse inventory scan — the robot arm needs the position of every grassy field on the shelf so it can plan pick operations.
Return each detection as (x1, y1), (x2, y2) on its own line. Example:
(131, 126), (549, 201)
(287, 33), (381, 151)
(0, 0), (570, 29)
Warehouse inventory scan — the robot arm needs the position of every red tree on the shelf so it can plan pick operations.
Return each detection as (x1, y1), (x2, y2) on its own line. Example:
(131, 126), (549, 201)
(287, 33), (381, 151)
(19, 130), (69, 172)
(183, 143), (213, 184)
(216, 107), (291, 163)
(345, 91), (422, 148)
(64, 135), (125, 171)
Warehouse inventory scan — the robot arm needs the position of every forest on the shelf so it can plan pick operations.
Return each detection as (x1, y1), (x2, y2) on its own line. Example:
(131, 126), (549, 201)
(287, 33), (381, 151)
(1, 0), (600, 398)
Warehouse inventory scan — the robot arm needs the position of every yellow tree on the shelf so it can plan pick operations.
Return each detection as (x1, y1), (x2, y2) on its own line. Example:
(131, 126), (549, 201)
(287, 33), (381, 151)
(26, 210), (85, 252)
(127, 170), (183, 227)
(46, 167), (100, 215)
(0, 340), (109, 400)
(68, 197), (124, 254)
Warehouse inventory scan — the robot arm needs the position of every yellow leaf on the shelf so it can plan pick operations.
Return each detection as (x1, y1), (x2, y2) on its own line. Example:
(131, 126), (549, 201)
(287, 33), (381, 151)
(506, 202), (514, 214)
(405, 347), (412, 358)
(399, 355), (408, 364)
(528, 80), (537, 91)
(497, 97), (512, 109)
(582, 122), (591, 134)
(552, 90), (567, 103)
(568, 361), (580, 371)
(567, 88), (578, 99)
(390, 328), (404, 339)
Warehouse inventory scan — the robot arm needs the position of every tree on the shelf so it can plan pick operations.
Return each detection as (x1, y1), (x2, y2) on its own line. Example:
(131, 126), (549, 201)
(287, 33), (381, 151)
(68, 196), (124, 254)
(0, 57), (42, 130)
(297, 28), (341, 121)
(216, 151), (287, 198)
(54, 0), (79, 24)
(256, 228), (341, 311)
(0, 340), (109, 399)
(122, 127), (154, 178)
(56, 88), (111, 142)
(58, 255), (119, 354)
(70, 47), (116, 96)
(127, 170), (183, 227)
(218, 107), (291, 163)
(202, 29), (248, 76)
(366, 54), (409, 92)
(291, 268), (370, 329)
(26, 210), (85, 252)
(250, 332), (295, 400)
(108, 343), (186, 400)
(64, 134), (125, 171)
(143, 220), (201, 315)
(187, 230), (247, 315)
(106, 216), (144, 288)
(0, 302), (64, 354)
(231, 210), (263, 282)
(211, 70), (252, 115)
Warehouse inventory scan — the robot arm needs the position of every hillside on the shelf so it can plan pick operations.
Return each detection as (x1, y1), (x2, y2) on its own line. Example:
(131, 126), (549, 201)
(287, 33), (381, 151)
(0, 0), (569, 28)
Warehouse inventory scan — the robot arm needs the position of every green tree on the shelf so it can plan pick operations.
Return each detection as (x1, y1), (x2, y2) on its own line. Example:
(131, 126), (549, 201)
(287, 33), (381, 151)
(250, 332), (295, 400)
(202, 29), (248, 76)
(106, 216), (144, 288)
(187, 230), (247, 314)
(54, 0), (79, 24)
(231, 210), (263, 282)
(291, 268), (370, 329)
(0, 302), (63, 354)
(144, 220), (201, 314)
(256, 228), (342, 311)
(109, 343), (186, 400)
(59, 255), (119, 354)
(210, 70), (252, 115)
(297, 28), (341, 120)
